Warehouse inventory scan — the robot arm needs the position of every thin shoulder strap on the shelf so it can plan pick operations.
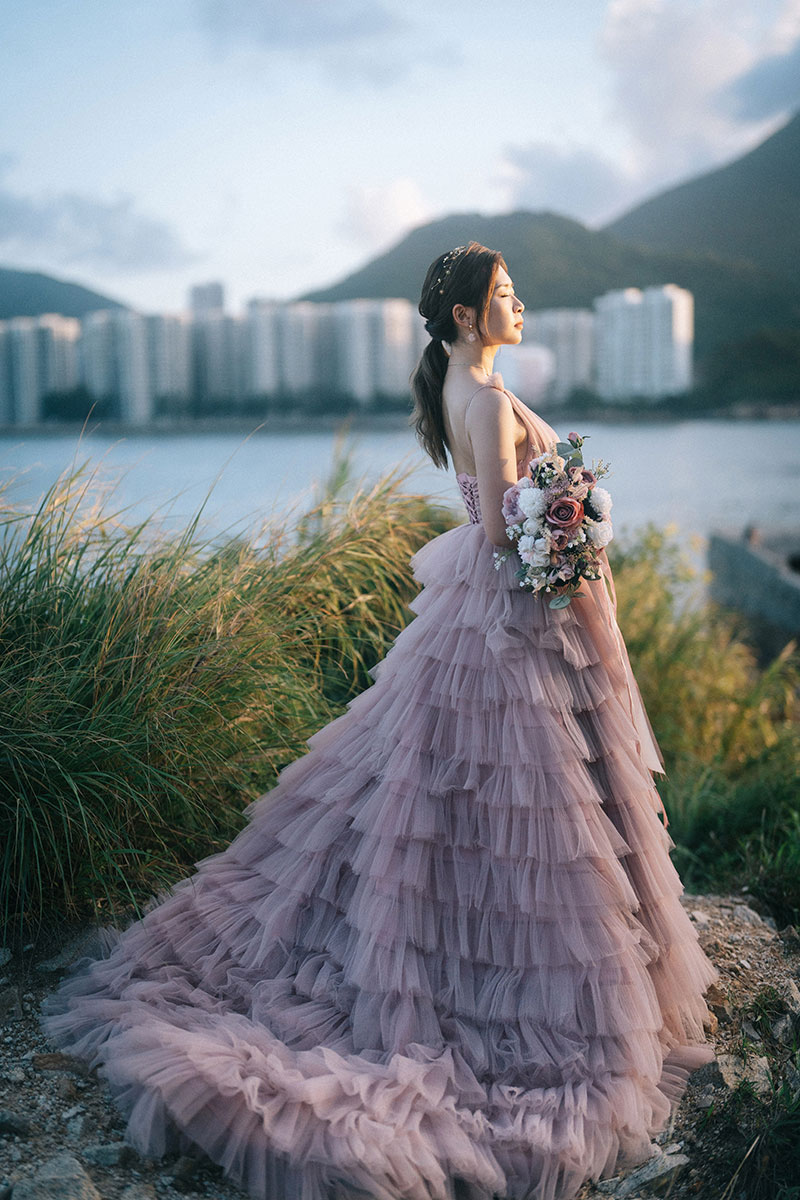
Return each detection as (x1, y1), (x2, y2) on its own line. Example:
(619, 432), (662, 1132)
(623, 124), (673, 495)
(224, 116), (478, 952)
(463, 380), (508, 421)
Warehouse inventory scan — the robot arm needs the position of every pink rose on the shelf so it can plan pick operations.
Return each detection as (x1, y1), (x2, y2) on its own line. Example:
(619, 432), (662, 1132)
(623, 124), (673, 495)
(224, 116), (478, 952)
(501, 484), (526, 525)
(550, 529), (570, 551)
(580, 468), (597, 486)
(545, 496), (584, 532)
(567, 431), (580, 443)
(557, 562), (576, 580)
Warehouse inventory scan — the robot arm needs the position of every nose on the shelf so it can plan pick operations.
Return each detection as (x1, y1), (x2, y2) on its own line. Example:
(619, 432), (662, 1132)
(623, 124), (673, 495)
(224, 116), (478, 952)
(515, 297), (524, 314)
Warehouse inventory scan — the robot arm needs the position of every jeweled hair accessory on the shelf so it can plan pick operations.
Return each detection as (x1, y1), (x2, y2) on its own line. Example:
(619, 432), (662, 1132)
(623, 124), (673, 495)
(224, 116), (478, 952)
(434, 245), (467, 293)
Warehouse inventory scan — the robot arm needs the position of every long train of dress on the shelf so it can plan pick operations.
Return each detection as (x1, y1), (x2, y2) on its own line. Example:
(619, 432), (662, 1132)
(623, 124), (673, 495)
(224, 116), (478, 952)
(40, 384), (719, 1200)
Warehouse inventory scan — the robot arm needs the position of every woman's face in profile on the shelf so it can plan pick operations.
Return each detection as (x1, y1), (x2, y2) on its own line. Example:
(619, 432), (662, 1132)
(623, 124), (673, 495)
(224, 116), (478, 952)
(484, 266), (525, 347)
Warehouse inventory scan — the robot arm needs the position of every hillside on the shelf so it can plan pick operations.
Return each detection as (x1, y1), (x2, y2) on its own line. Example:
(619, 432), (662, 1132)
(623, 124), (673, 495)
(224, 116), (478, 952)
(302, 211), (800, 366)
(604, 111), (800, 282)
(0, 267), (127, 320)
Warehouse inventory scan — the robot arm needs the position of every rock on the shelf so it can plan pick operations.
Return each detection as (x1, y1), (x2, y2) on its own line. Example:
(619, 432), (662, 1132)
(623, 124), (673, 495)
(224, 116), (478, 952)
(82, 1141), (138, 1167)
(772, 1013), (795, 1043)
(704, 982), (733, 1023)
(716, 1052), (774, 1098)
(596, 1149), (690, 1197)
(785, 1061), (800, 1101)
(695, 1086), (716, 1109)
(0, 949), (11, 968)
(0, 987), (22, 1024)
(741, 1019), (762, 1041)
(778, 924), (800, 954)
(65, 1115), (86, 1139)
(0, 1068), (25, 1084)
(10, 1152), (101, 1200)
(783, 977), (800, 1016)
(30, 1052), (89, 1077)
(690, 910), (710, 927)
(0, 1109), (32, 1136)
(733, 904), (769, 927)
(692, 1060), (724, 1089)
(34, 928), (113, 975)
(120, 1187), (157, 1200)
(54, 1075), (78, 1099)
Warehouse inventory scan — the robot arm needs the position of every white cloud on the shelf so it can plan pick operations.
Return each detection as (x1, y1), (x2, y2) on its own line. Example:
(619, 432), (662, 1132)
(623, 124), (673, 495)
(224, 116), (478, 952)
(196, 0), (402, 50)
(502, 142), (641, 226)
(0, 160), (199, 275)
(601, 0), (761, 176)
(339, 178), (431, 251)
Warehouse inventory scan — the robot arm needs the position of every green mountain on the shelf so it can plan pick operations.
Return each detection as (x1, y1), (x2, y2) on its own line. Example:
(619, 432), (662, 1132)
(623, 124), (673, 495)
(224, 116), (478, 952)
(604, 112), (800, 283)
(302, 210), (800, 368)
(0, 267), (127, 320)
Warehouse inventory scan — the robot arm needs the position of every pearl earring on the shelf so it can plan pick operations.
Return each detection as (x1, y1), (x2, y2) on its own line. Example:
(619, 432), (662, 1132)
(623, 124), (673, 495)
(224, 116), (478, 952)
(468, 323), (477, 343)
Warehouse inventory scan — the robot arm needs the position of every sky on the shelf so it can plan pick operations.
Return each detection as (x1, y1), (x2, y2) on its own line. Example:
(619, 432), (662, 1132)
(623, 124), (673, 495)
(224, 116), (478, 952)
(1, 0), (799, 315)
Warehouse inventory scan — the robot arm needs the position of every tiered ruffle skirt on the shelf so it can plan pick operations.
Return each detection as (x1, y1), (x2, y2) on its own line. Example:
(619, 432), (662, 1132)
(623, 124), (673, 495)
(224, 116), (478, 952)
(40, 521), (719, 1200)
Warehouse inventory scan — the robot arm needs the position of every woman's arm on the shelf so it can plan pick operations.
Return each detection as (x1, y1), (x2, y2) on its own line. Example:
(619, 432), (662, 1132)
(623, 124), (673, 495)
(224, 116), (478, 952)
(464, 387), (520, 548)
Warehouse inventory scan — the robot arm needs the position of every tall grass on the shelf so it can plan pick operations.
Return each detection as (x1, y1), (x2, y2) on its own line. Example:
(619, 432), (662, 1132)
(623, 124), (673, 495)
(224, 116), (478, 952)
(1, 459), (797, 946)
(0, 449), (455, 944)
(608, 524), (800, 923)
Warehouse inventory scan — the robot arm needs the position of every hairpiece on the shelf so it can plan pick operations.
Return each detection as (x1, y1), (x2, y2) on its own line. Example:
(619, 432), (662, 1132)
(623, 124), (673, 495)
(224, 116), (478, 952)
(434, 245), (467, 293)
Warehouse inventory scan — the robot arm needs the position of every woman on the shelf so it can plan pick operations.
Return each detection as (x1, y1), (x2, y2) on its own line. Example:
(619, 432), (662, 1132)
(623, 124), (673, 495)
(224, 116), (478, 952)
(41, 242), (719, 1200)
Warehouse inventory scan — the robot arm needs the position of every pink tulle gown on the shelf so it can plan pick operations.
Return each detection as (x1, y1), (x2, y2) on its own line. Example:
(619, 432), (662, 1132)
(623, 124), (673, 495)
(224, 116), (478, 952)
(40, 382), (719, 1200)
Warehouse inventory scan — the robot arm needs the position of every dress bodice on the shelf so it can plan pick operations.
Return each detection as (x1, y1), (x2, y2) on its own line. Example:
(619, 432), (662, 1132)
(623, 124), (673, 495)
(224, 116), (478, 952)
(454, 378), (557, 526)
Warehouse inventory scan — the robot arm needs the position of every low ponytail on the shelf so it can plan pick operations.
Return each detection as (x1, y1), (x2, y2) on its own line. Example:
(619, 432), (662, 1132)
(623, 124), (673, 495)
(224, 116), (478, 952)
(410, 339), (450, 469)
(409, 241), (505, 470)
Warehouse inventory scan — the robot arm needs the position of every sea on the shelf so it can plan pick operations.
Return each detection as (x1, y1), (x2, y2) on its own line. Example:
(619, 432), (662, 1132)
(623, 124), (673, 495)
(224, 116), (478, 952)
(1, 414), (798, 596)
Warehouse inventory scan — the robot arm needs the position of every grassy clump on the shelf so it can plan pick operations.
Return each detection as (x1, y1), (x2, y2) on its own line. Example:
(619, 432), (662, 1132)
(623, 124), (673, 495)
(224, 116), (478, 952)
(608, 523), (800, 924)
(0, 452), (455, 942)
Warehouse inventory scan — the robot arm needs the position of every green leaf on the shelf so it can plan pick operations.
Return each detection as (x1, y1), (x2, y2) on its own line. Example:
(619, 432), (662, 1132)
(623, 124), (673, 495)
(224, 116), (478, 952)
(549, 594), (573, 609)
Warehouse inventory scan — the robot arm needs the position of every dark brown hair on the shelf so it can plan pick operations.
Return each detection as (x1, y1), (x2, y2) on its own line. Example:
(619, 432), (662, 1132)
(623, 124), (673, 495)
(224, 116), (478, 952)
(410, 241), (505, 469)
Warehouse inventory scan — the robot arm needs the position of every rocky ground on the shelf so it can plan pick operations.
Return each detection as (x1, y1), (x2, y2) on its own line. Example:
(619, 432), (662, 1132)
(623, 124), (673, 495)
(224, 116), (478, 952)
(1, 888), (798, 1200)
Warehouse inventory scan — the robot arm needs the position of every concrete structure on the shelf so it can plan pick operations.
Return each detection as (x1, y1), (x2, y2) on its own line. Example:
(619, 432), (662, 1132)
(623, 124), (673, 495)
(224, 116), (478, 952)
(594, 284), (693, 401)
(81, 310), (152, 423)
(0, 323), (12, 424)
(247, 300), (281, 398)
(6, 318), (40, 424)
(523, 309), (595, 401)
(191, 311), (248, 410)
(146, 314), (191, 415)
(189, 282), (225, 315)
(276, 302), (327, 396)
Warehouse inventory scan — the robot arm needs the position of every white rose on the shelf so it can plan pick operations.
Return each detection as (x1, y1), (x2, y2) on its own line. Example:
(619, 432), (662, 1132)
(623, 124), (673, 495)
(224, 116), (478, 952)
(587, 520), (613, 548)
(591, 486), (612, 516)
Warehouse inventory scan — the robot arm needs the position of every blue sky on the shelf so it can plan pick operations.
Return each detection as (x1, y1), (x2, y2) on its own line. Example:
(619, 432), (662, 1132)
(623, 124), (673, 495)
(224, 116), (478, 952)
(1, 0), (798, 313)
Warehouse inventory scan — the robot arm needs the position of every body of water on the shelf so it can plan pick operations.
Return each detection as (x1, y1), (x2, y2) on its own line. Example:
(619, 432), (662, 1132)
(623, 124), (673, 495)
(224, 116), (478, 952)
(2, 415), (798, 582)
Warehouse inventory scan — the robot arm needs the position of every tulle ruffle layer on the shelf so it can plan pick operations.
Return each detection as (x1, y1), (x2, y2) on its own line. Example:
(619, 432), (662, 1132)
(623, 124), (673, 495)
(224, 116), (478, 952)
(40, 519), (719, 1200)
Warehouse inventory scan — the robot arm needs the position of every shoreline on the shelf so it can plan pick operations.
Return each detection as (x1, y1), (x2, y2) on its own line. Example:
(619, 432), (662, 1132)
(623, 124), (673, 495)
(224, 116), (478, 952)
(2, 401), (799, 439)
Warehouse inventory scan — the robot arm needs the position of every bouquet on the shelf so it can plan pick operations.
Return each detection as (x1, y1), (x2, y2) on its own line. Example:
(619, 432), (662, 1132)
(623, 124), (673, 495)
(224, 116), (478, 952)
(493, 431), (613, 608)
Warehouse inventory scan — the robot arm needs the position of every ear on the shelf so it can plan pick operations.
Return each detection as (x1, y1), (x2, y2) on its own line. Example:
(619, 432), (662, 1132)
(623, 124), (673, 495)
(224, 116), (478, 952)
(452, 303), (476, 332)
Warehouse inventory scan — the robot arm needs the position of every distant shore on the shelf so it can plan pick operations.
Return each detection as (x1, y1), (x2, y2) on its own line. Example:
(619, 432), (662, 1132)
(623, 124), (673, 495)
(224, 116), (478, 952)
(2, 399), (799, 439)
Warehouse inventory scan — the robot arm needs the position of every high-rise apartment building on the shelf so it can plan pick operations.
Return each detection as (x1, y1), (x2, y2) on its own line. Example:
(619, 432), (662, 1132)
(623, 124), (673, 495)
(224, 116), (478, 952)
(81, 310), (152, 423)
(594, 285), (693, 400)
(246, 300), (281, 399)
(145, 314), (192, 415)
(189, 282), (225, 315)
(523, 309), (595, 401)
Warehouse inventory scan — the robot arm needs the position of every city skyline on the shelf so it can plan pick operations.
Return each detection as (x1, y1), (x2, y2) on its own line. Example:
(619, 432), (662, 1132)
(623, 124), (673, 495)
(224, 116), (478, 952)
(0, 283), (694, 425)
(1, 1), (798, 314)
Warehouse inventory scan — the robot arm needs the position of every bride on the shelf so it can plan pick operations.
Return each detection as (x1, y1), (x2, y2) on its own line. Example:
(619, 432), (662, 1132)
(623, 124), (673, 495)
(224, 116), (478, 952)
(41, 241), (719, 1200)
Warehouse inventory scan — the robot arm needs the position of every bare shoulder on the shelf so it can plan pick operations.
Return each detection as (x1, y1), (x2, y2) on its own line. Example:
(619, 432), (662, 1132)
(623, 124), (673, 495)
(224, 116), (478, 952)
(463, 385), (514, 433)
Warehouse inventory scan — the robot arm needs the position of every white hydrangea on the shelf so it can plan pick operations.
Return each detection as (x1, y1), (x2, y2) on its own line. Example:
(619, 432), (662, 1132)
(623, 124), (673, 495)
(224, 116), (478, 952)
(591, 486), (612, 516)
(517, 486), (546, 519)
(587, 519), (613, 548)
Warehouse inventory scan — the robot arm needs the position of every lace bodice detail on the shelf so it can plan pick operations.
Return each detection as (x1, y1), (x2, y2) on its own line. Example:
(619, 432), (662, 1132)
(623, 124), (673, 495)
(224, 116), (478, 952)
(456, 475), (483, 524)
